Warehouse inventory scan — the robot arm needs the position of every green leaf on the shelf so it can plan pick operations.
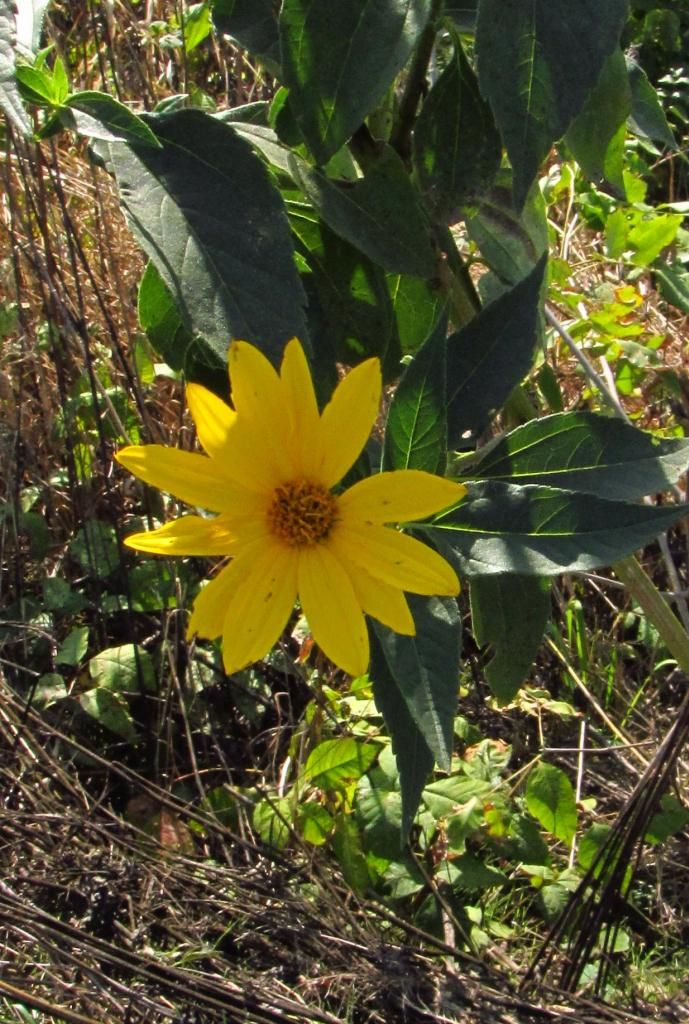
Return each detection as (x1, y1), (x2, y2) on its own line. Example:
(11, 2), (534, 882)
(387, 272), (447, 354)
(34, 673), (68, 709)
(290, 146), (437, 277)
(280, 0), (430, 163)
(88, 644), (156, 694)
(183, 2), (212, 53)
(373, 595), (460, 770)
(476, 0), (628, 208)
(504, 814), (550, 865)
(526, 762), (577, 844)
(655, 264), (689, 316)
(14, 62), (55, 106)
(302, 737), (380, 790)
(287, 200), (401, 375)
(422, 774), (491, 819)
(383, 312), (447, 473)
(42, 576), (87, 613)
(354, 747), (405, 857)
(428, 480), (689, 577)
(63, 91), (162, 147)
(102, 109), (308, 366)
(298, 801), (334, 845)
(645, 794), (689, 846)
(138, 261), (194, 370)
(470, 575), (551, 704)
(565, 49), (631, 197)
(445, 253), (546, 446)
(78, 687), (136, 741)
(252, 796), (291, 849)
(211, 0), (281, 67)
(467, 175), (548, 287)
(70, 521), (120, 579)
(628, 213), (683, 268)
(626, 57), (676, 150)
(445, 852), (506, 890)
(465, 412), (689, 501)
(331, 814), (373, 892)
(413, 31), (500, 220)
(56, 625), (89, 666)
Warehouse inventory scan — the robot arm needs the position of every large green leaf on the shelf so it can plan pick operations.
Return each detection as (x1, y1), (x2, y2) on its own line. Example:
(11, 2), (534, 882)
(383, 312), (448, 473)
(287, 199), (401, 374)
(0, 0), (31, 134)
(211, 0), (280, 67)
(102, 109), (308, 366)
(475, 0), (628, 208)
(565, 49), (631, 197)
(427, 480), (689, 577)
(464, 412), (689, 501)
(370, 595), (461, 833)
(446, 253), (546, 446)
(470, 575), (551, 704)
(467, 174), (548, 287)
(413, 30), (500, 221)
(302, 737), (380, 789)
(280, 0), (431, 163)
(290, 147), (436, 277)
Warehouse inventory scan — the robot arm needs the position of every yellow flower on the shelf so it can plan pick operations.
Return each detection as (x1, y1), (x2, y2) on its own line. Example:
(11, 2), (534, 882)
(117, 339), (465, 678)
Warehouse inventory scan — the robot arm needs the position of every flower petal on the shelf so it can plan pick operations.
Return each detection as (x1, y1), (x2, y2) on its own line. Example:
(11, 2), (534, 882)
(280, 338), (323, 477)
(186, 383), (236, 459)
(220, 542), (299, 674)
(339, 470), (466, 524)
(298, 545), (369, 677)
(318, 358), (381, 487)
(188, 540), (298, 666)
(330, 522), (460, 596)
(228, 341), (295, 481)
(124, 515), (238, 555)
(116, 445), (264, 514)
(346, 562), (415, 635)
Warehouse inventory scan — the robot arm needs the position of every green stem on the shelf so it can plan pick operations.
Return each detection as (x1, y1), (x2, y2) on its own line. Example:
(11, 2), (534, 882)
(613, 555), (689, 676)
(390, 0), (443, 160)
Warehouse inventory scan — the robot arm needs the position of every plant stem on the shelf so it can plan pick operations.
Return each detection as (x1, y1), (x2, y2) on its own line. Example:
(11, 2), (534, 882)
(613, 555), (689, 675)
(390, 0), (444, 160)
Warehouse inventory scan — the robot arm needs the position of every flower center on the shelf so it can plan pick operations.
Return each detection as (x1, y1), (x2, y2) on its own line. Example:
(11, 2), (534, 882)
(267, 480), (337, 547)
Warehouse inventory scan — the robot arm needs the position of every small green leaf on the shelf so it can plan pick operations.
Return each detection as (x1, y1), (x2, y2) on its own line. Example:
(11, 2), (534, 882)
(88, 644), (156, 694)
(467, 175), (548, 287)
(428, 480), (689, 577)
(627, 213), (683, 268)
(655, 264), (689, 316)
(55, 625), (89, 666)
(298, 801), (334, 845)
(645, 794), (689, 846)
(182, 2), (212, 53)
(445, 852), (506, 891)
(280, 0), (430, 163)
(253, 796), (292, 849)
(413, 31), (500, 220)
(470, 575), (551, 704)
(383, 313), (447, 473)
(34, 673), (68, 709)
(14, 62), (56, 105)
(354, 751), (405, 858)
(387, 272), (447, 354)
(422, 774), (491, 819)
(290, 147), (437, 277)
(70, 521), (119, 578)
(626, 57), (676, 149)
(78, 687), (136, 741)
(64, 91), (162, 147)
(445, 254), (546, 446)
(331, 814), (373, 892)
(42, 576), (87, 613)
(526, 762), (577, 844)
(302, 737), (380, 790)
(465, 412), (689, 500)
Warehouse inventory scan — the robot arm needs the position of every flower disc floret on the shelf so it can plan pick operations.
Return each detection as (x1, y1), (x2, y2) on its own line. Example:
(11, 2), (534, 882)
(267, 479), (337, 547)
(116, 337), (467, 679)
